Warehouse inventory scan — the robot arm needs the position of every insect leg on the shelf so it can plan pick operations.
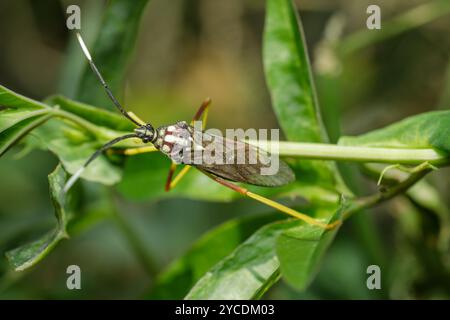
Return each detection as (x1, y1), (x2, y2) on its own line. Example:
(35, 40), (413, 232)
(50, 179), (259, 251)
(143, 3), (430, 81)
(200, 171), (341, 230)
(166, 165), (192, 191)
(127, 112), (146, 126)
(191, 98), (212, 129)
(165, 163), (177, 191)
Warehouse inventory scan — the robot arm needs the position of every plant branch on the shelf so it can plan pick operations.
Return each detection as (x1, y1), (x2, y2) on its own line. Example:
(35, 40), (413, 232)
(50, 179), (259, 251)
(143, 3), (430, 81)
(343, 162), (435, 219)
(248, 140), (448, 165)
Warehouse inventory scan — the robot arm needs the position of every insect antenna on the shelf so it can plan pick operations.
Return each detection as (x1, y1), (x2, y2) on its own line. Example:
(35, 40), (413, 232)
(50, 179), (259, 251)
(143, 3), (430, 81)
(75, 32), (142, 126)
(63, 133), (138, 193)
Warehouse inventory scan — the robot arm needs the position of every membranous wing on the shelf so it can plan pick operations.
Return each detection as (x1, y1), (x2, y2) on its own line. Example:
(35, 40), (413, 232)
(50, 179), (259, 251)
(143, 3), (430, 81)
(181, 130), (295, 187)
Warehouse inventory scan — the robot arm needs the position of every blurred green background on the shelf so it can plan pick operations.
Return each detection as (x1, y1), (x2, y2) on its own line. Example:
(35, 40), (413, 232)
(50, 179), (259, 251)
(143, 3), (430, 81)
(0, 0), (449, 299)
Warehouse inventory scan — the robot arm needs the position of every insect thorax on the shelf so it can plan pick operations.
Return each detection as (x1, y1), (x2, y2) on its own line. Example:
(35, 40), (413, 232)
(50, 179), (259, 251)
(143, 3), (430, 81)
(154, 121), (194, 162)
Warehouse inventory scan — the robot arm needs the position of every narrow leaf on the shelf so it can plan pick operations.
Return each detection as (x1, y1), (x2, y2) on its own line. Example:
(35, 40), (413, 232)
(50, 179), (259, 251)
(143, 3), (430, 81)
(185, 220), (294, 300)
(0, 114), (52, 157)
(0, 84), (49, 110)
(263, 0), (327, 143)
(276, 203), (343, 289)
(0, 108), (50, 134)
(262, 0), (346, 292)
(339, 111), (450, 156)
(149, 213), (281, 299)
(0, 84), (52, 148)
(5, 165), (72, 271)
(263, 0), (339, 190)
(184, 202), (343, 299)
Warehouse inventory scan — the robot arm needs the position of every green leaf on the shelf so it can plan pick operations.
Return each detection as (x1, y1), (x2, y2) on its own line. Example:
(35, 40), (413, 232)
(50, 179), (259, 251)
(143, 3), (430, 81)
(261, 0), (346, 292)
(5, 164), (72, 271)
(185, 208), (341, 300)
(184, 220), (290, 300)
(0, 84), (49, 111)
(46, 95), (134, 132)
(23, 94), (136, 185)
(149, 213), (282, 299)
(76, 0), (150, 108)
(0, 84), (53, 155)
(0, 91), (128, 184)
(339, 111), (450, 156)
(263, 0), (327, 144)
(276, 203), (343, 289)
(0, 108), (50, 134)
(29, 119), (122, 185)
(0, 84), (135, 184)
(0, 114), (52, 157)
(263, 0), (338, 189)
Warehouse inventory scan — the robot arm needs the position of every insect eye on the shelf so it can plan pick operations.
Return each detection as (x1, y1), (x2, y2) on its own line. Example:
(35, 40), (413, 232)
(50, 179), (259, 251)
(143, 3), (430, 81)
(177, 121), (188, 128)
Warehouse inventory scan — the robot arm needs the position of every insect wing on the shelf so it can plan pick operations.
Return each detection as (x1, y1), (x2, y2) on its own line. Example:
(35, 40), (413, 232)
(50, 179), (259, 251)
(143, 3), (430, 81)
(187, 131), (295, 187)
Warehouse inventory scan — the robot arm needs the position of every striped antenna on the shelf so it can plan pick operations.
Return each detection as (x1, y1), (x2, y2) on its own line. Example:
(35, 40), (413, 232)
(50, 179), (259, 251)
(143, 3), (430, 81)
(75, 32), (141, 126)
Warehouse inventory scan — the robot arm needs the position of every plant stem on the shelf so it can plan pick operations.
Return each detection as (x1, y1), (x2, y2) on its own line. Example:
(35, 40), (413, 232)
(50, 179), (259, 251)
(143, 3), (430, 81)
(343, 163), (434, 220)
(49, 108), (449, 166)
(248, 140), (447, 165)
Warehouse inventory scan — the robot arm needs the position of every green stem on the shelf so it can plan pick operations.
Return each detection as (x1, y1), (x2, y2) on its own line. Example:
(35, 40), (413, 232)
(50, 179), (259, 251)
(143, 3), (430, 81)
(248, 140), (447, 165)
(343, 163), (434, 220)
(49, 108), (449, 166)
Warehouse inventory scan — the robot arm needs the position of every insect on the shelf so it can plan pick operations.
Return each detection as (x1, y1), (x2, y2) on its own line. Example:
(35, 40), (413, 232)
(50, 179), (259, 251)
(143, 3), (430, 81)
(64, 32), (341, 230)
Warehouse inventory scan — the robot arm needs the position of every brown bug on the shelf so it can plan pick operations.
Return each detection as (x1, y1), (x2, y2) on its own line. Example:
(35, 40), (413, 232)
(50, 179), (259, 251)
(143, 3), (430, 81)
(64, 33), (340, 230)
